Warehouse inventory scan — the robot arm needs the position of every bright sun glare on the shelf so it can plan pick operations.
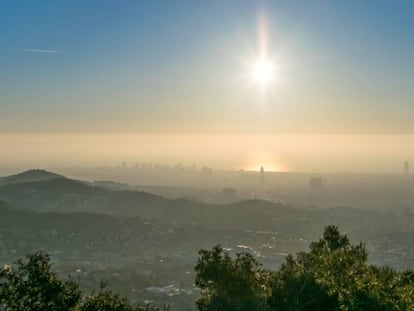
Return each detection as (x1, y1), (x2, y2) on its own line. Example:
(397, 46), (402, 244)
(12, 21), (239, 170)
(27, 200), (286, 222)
(252, 58), (274, 85)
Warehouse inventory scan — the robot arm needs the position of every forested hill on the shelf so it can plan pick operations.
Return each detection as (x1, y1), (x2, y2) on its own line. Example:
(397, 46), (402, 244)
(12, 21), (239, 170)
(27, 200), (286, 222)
(0, 171), (413, 235)
(0, 169), (65, 185)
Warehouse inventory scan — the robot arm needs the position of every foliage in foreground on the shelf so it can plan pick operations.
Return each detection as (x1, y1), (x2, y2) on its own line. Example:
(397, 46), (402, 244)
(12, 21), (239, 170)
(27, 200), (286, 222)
(0, 226), (413, 310)
(0, 252), (166, 311)
(195, 226), (414, 311)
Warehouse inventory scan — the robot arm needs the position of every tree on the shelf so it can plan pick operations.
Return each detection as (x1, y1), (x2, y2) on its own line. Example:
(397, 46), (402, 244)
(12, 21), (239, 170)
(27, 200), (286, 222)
(0, 252), (81, 311)
(195, 245), (269, 311)
(80, 283), (165, 311)
(195, 226), (414, 311)
(80, 282), (136, 311)
(0, 253), (167, 311)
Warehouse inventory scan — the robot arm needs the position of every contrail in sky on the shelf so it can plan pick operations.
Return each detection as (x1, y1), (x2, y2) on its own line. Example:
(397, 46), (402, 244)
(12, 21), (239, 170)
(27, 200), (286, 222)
(18, 48), (60, 54)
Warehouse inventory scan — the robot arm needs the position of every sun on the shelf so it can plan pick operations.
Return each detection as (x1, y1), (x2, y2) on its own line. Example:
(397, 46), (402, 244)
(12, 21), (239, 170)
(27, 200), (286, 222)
(252, 58), (274, 85)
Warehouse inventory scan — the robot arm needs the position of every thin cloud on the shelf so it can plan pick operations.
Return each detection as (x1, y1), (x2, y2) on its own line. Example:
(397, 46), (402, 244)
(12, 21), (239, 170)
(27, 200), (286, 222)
(18, 48), (60, 54)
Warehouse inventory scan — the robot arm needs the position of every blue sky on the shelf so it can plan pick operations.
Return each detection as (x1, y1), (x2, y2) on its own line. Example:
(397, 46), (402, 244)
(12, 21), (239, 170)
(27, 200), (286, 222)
(1, 0), (414, 133)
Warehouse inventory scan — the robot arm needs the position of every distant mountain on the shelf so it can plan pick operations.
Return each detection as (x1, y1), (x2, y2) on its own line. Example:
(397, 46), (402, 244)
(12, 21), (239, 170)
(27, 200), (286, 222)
(0, 177), (175, 217)
(0, 170), (404, 235)
(0, 170), (285, 224)
(0, 175), (286, 226)
(0, 177), (101, 212)
(0, 169), (65, 185)
(0, 174), (410, 251)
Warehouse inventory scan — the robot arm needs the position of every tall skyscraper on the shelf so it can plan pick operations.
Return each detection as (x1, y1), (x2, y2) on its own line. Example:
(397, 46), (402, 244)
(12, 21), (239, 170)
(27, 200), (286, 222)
(404, 161), (409, 174)
(260, 166), (264, 188)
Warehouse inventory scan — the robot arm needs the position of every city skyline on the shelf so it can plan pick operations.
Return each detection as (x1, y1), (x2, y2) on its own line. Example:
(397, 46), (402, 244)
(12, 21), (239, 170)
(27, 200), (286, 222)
(1, 132), (414, 173)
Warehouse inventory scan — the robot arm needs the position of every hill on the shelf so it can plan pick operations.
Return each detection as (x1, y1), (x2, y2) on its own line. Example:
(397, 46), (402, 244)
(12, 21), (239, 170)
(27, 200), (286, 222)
(0, 170), (411, 235)
(0, 169), (65, 185)
(0, 176), (403, 235)
(0, 177), (179, 217)
(0, 173), (292, 226)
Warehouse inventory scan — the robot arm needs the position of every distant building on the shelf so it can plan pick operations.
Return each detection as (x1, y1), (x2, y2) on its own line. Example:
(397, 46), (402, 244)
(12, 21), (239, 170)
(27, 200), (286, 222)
(309, 175), (323, 190)
(404, 161), (409, 174)
(201, 166), (213, 176)
(260, 166), (264, 188)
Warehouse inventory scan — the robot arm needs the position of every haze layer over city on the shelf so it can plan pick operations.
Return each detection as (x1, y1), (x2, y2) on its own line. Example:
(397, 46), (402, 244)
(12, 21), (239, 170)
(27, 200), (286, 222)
(1, 1), (413, 310)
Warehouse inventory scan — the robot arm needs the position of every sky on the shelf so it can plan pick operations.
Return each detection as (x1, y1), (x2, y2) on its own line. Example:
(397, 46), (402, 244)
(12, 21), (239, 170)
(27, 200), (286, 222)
(1, 1), (414, 171)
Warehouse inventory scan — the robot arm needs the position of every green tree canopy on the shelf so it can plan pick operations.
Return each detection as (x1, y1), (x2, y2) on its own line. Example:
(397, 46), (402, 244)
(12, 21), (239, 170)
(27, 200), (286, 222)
(195, 226), (414, 311)
(195, 245), (269, 311)
(0, 252), (166, 311)
(0, 252), (81, 311)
